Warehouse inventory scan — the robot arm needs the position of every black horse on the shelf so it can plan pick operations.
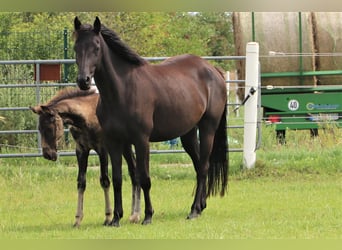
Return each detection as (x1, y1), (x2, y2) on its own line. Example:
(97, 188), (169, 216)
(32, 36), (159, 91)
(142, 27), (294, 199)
(30, 87), (141, 227)
(73, 16), (228, 226)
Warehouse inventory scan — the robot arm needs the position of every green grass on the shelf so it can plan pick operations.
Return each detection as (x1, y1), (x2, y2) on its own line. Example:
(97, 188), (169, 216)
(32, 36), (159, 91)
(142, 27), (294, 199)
(0, 125), (341, 239)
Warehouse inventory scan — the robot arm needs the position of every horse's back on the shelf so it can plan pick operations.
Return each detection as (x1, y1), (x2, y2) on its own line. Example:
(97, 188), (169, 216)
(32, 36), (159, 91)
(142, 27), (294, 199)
(142, 54), (226, 141)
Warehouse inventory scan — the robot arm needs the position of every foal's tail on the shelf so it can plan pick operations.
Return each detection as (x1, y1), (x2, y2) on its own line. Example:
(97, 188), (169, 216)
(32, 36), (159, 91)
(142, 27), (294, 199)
(207, 104), (228, 197)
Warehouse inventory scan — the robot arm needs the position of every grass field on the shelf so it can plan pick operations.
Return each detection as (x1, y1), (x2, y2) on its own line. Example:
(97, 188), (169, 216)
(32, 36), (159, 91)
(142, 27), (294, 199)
(0, 126), (341, 239)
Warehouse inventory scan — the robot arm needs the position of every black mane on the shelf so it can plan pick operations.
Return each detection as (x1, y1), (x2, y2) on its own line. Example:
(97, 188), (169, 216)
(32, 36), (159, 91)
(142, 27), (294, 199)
(100, 25), (147, 66)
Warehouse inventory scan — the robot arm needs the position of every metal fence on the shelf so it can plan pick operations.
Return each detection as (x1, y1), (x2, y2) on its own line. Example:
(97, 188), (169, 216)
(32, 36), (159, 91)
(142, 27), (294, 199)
(0, 56), (247, 158)
(0, 29), (72, 60)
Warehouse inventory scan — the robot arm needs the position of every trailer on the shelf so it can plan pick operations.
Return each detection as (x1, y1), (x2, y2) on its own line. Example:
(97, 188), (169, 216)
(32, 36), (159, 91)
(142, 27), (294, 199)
(262, 85), (342, 143)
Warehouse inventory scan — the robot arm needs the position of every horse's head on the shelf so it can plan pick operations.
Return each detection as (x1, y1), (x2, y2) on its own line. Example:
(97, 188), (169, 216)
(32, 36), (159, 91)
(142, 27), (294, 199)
(73, 16), (102, 91)
(30, 105), (64, 161)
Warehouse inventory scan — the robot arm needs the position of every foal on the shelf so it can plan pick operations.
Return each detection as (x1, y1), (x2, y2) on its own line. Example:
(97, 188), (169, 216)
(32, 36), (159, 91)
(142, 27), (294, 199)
(30, 87), (140, 227)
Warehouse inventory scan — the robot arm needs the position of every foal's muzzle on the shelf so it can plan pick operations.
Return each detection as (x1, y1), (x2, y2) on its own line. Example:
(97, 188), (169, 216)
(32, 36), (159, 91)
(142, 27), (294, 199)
(77, 75), (91, 90)
(42, 148), (58, 161)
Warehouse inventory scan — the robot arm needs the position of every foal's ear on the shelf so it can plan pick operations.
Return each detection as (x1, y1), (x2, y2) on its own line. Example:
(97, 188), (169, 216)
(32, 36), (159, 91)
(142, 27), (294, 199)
(74, 16), (82, 31)
(40, 105), (56, 116)
(29, 106), (42, 115)
(94, 16), (101, 34)
(40, 105), (54, 115)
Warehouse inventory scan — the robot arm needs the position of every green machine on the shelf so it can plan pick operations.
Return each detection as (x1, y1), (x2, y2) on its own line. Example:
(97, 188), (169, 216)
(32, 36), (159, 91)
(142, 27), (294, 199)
(262, 85), (342, 132)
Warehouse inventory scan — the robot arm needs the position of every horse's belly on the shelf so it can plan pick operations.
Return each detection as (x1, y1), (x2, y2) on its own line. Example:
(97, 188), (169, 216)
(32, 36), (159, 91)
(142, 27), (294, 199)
(149, 111), (202, 142)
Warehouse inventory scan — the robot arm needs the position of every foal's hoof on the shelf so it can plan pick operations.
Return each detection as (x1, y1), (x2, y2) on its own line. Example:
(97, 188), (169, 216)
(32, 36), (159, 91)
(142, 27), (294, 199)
(103, 219), (112, 226)
(73, 222), (81, 228)
(129, 213), (141, 224)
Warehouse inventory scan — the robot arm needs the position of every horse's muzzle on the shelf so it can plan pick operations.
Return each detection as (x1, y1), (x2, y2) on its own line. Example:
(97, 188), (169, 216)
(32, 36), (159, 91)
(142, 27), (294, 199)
(77, 75), (91, 90)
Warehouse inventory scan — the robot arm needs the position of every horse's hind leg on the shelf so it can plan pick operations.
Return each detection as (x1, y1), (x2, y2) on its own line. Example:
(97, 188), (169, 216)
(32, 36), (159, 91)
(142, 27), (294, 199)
(97, 147), (112, 226)
(122, 143), (141, 223)
(74, 148), (90, 227)
(181, 128), (200, 172)
(180, 128), (207, 217)
(188, 124), (216, 219)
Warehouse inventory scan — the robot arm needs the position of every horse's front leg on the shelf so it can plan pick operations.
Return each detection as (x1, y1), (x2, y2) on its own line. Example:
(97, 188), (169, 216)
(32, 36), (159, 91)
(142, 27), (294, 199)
(122, 143), (141, 223)
(97, 147), (112, 226)
(107, 143), (124, 227)
(74, 148), (89, 227)
(135, 139), (154, 225)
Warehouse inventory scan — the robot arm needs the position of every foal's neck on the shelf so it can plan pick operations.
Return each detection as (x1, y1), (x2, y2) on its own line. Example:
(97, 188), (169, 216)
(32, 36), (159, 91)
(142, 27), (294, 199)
(55, 99), (88, 128)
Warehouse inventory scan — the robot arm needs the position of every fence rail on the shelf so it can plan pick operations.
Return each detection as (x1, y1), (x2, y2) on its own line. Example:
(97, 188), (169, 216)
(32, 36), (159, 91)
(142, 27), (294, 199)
(0, 56), (247, 158)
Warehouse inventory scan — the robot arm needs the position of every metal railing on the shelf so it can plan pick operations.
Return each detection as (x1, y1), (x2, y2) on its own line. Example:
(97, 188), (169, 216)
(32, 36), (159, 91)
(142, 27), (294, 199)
(0, 56), (247, 158)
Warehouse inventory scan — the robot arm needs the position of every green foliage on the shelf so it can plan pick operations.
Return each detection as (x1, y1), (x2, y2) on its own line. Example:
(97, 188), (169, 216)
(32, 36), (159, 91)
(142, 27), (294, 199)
(0, 12), (235, 60)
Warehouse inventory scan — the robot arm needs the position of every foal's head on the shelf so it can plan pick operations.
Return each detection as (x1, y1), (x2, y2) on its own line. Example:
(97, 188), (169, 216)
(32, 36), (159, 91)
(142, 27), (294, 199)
(30, 106), (64, 161)
(73, 16), (102, 91)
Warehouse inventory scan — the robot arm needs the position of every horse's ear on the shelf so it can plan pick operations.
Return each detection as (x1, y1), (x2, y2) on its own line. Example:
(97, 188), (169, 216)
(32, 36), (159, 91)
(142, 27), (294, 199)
(94, 16), (101, 34)
(29, 106), (42, 115)
(74, 16), (82, 31)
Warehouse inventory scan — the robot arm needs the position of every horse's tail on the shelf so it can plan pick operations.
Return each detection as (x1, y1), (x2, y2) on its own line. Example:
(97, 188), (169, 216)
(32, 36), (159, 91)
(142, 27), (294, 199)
(207, 104), (228, 197)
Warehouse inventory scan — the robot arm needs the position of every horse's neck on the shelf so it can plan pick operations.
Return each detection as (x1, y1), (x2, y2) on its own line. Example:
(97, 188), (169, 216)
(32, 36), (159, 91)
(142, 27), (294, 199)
(95, 42), (134, 104)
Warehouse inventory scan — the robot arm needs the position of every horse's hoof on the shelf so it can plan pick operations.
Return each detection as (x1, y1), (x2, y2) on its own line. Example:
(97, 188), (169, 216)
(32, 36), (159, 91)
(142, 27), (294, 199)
(109, 219), (121, 227)
(141, 217), (152, 225)
(186, 211), (200, 220)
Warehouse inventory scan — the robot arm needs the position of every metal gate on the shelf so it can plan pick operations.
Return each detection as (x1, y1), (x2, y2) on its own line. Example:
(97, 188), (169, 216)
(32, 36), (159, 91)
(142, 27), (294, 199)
(0, 51), (260, 169)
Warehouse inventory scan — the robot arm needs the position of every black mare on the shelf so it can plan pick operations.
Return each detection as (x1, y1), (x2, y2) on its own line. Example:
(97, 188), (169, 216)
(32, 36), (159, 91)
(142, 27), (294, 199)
(73, 17), (229, 226)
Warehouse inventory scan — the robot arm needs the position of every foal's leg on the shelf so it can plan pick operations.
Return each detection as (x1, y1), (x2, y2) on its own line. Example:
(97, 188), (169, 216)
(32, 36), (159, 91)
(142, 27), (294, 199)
(97, 147), (112, 226)
(135, 138), (154, 225)
(74, 148), (90, 227)
(122, 144), (141, 223)
(180, 128), (207, 218)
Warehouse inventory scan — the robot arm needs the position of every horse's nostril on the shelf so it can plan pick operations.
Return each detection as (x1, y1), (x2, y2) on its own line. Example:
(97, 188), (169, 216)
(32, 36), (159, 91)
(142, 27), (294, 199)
(77, 76), (91, 90)
(77, 76), (83, 84)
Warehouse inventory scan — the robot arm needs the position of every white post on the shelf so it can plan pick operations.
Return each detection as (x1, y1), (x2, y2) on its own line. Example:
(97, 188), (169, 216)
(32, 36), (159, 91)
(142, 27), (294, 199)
(243, 42), (259, 169)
